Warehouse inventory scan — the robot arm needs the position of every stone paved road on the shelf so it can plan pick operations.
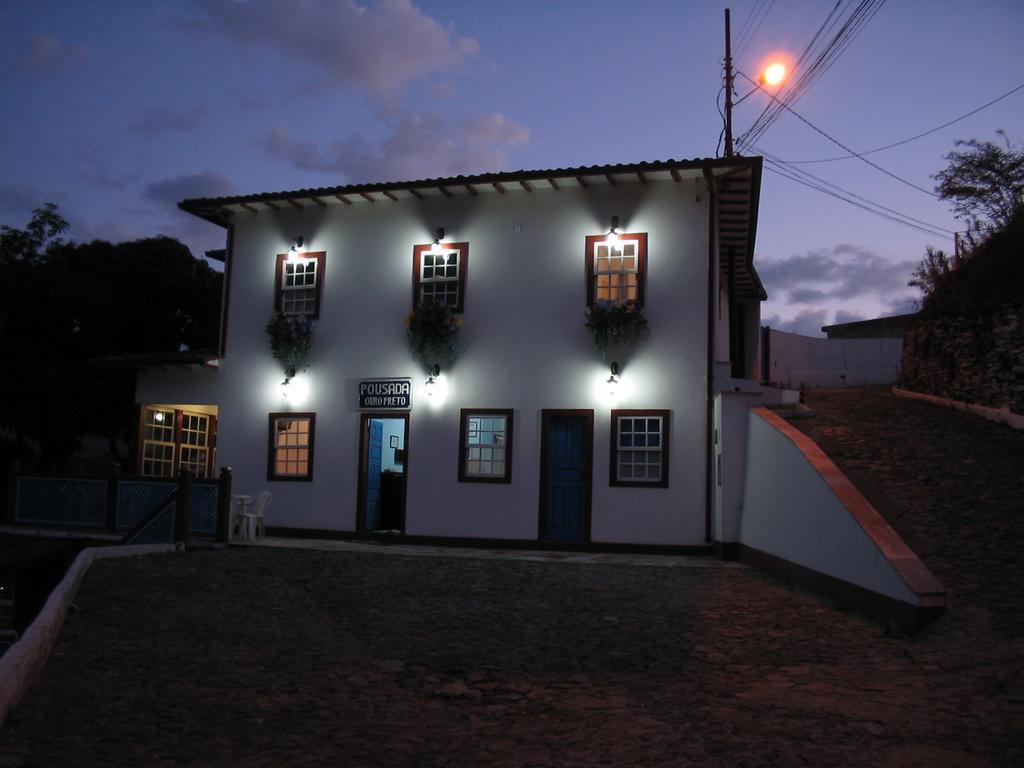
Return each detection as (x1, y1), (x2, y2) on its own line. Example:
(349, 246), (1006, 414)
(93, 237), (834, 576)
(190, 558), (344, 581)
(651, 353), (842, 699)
(2, 388), (1022, 767)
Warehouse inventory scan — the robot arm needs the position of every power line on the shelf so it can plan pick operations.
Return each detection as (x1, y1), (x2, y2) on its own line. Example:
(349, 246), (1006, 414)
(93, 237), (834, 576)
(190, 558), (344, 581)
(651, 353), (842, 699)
(739, 0), (886, 150)
(754, 145), (955, 238)
(772, 80), (1024, 163)
(761, 162), (950, 239)
(737, 69), (938, 198)
(735, 0), (776, 58)
(733, 0), (762, 53)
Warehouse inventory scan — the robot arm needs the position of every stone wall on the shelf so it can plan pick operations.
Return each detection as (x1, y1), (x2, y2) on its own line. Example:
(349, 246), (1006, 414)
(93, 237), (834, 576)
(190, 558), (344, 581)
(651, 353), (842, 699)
(901, 303), (1024, 415)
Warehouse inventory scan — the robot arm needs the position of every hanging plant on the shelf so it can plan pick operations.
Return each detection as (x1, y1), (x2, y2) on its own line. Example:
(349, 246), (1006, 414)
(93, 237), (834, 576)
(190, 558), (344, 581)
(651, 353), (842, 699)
(404, 299), (462, 370)
(266, 311), (315, 384)
(585, 302), (650, 360)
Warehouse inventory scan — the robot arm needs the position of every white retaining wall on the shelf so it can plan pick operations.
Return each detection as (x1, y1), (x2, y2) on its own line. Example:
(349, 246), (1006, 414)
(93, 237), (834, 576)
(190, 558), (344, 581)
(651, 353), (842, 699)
(739, 408), (938, 606)
(764, 328), (902, 388)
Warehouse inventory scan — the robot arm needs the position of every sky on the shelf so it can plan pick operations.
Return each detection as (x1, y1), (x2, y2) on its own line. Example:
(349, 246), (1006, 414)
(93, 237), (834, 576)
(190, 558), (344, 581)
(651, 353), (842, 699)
(2, 0), (1022, 336)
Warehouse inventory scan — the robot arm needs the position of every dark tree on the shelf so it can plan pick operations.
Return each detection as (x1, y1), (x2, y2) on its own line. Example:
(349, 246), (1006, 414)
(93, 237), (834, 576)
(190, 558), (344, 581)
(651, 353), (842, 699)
(908, 245), (953, 300)
(933, 131), (1024, 233)
(0, 202), (68, 266)
(0, 205), (222, 470)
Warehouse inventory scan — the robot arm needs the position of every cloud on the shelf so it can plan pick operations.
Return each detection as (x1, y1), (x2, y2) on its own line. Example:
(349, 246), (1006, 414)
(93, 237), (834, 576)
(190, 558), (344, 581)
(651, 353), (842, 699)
(23, 34), (85, 73)
(786, 287), (829, 304)
(762, 309), (832, 337)
(187, 0), (479, 97)
(883, 295), (920, 316)
(144, 172), (237, 207)
(832, 309), (866, 325)
(131, 105), (207, 137)
(429, 81), (458, 100)
(756, 243), (918, 306)
(263, 112), (530, 181)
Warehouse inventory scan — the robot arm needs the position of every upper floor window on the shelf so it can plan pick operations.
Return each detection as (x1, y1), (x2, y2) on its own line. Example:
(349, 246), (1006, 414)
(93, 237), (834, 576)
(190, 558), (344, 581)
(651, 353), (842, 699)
(585, 232), (647, 308)
(458, 409), (513, 483)
(275, 251), (326, 319)
(413, 241), (468, 312)
(267, 413), (316, 481)
(610, 409), (669, 488)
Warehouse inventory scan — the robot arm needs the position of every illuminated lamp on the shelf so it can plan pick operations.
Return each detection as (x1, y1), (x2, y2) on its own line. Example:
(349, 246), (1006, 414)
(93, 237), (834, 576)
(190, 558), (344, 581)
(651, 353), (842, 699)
(425, 364), (441, 397)
(607, 216), (620, 245)
(606, 362), (620, 398)
(287, 236), (305, 260)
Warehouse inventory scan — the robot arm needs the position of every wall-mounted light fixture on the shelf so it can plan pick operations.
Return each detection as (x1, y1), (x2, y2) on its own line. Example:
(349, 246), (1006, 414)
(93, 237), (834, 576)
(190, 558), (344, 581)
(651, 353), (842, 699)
(433, 227), (446, 246)
(425, 364), (441, 397)
(284, 236), (303, 264)
(607, 216), (620, 245)
(606, 362), (620, 398)
(280, 372), (310, 405)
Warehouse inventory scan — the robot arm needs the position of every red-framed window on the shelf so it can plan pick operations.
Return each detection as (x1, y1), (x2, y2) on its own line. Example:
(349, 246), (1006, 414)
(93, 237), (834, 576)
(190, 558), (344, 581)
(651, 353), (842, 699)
(413, 241), (468, 312)
(585, 232), (647, 309)
(609, 409), (669, 488)
(139, 406), (216, 479)
(267, 412), (316, 482)
(275, 251), (326, 319)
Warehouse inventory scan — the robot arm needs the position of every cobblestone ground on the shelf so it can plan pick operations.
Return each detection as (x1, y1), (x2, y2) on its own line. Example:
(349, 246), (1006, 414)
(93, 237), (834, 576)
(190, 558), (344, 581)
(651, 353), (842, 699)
(1, 388), (1022, 767)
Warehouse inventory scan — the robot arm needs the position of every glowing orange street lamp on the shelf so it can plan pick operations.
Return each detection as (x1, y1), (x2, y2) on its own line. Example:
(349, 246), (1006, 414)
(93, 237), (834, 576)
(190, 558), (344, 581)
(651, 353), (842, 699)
(762, 62), (786, 87)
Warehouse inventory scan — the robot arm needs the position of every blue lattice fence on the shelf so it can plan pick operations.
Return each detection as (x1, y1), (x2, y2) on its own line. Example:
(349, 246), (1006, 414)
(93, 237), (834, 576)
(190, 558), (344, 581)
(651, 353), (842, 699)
(189, 484), (219, 535)
(9, 470), (229, 543)
(15, 478), (107, 527)
(116, 481), (176, 529)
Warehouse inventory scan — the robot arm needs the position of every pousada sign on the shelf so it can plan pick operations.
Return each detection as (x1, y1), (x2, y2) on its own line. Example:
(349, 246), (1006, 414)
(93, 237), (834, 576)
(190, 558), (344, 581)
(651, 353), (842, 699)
(358, 378), (412, 409)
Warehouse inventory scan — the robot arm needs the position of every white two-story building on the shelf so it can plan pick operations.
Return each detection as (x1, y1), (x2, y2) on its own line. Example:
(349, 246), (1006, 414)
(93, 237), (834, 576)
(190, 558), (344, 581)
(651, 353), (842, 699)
(134, 157), (765, 548)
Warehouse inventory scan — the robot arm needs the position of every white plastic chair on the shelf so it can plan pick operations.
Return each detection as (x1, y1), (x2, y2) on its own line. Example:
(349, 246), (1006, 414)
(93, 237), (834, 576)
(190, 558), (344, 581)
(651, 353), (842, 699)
(237, 490), (271, 540)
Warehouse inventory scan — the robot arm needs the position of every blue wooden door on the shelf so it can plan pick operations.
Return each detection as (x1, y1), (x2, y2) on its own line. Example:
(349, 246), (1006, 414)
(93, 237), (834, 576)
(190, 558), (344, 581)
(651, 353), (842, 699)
(365, 420), (383, 530)
(544, 416), (588, 542)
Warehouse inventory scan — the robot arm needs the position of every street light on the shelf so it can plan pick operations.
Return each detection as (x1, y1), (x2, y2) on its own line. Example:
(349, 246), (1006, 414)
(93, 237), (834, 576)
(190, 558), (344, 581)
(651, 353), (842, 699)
(733, 61), (788, 106)
(763, 62), (786, 86)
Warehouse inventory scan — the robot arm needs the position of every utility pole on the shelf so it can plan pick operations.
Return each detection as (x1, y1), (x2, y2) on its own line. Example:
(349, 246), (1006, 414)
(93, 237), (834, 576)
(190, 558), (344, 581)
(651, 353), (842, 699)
(724, 8), (735, 157)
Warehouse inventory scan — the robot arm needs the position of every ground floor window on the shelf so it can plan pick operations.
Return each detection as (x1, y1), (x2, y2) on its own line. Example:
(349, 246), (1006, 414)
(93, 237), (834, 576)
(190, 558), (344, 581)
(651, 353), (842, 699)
(610, 410), (669, 487)
(139, 406), (216, 478)
(268, 413), (316, 481)
(459, 409), (513, 483)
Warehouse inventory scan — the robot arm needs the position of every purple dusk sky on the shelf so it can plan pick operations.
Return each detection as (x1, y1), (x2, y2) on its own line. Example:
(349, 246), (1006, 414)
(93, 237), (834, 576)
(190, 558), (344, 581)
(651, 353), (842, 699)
(2, 1), (1022, 336)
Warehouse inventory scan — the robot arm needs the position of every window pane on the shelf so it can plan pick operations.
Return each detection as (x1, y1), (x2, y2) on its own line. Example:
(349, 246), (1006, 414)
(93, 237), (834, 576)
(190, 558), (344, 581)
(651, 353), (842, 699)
(463, 411), (510, 480)
(273, 416), (311, 477)
(593, 237), (639, 306)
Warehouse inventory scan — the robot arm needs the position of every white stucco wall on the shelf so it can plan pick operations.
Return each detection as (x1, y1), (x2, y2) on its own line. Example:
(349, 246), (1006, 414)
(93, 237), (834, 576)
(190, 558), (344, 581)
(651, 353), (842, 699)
(712, 391), (763, 543)
(739, 410), (918, 604)
(140, 177), (719, 545)
(764, 328), (902, 388)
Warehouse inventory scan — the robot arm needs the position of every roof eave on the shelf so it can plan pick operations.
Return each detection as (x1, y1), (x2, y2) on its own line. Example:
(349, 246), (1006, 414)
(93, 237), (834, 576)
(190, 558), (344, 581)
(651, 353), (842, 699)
(177, 156), (763, 228)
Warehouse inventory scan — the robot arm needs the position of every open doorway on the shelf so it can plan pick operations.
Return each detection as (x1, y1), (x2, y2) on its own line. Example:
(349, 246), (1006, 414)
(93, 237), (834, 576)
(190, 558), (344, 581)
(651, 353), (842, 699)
(357, 413), (409, 533)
